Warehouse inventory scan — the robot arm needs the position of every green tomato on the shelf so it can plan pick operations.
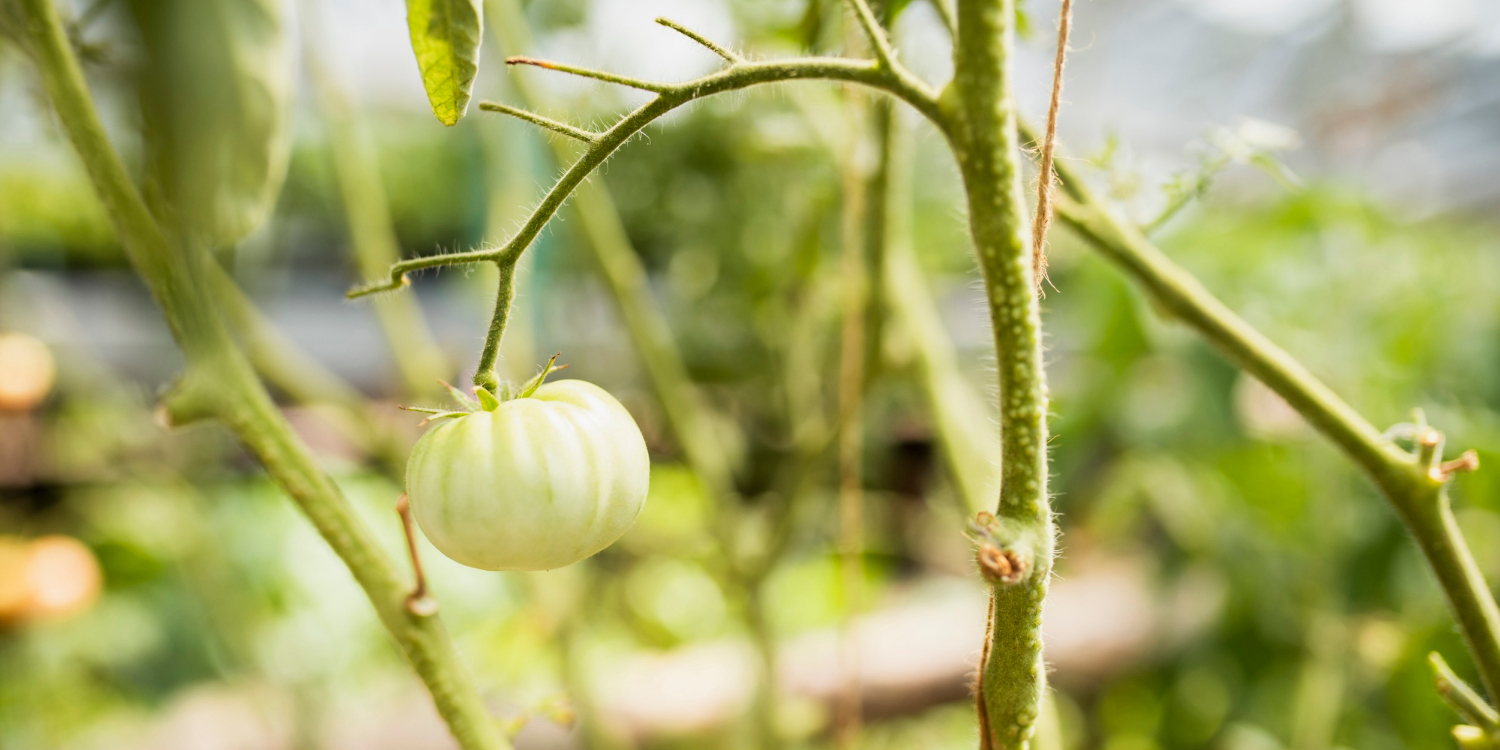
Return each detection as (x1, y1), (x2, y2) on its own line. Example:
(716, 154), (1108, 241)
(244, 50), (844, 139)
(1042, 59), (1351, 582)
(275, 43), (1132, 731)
(406, 379), (650, 571)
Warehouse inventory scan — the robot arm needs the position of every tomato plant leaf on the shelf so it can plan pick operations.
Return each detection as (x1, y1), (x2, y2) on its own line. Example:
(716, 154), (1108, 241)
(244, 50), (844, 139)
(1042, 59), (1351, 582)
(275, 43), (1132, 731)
(128, 0), (293, 247)
(405, 0), (483, 126)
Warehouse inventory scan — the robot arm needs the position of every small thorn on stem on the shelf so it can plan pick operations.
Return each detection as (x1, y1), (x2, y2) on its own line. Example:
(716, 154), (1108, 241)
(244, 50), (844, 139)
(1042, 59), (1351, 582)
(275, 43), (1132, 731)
(396, 494), (439, 617)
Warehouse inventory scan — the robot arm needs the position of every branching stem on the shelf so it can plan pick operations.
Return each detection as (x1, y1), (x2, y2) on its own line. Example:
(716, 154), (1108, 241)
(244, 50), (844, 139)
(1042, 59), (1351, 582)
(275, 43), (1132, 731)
(842, 0), (899, 70)
(1032, 125), (1500, 703)
(478, 101), (599, 143)
(950, 0), (1053, 744)
(1432, 652), (1500, 732)
(397, 494), (439, 616)
(350, 52), (945, 301)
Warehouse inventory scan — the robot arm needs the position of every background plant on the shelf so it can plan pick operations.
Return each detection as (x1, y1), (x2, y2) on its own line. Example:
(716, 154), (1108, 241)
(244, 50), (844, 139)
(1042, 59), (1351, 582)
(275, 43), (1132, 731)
(2, 1), (1500, 750)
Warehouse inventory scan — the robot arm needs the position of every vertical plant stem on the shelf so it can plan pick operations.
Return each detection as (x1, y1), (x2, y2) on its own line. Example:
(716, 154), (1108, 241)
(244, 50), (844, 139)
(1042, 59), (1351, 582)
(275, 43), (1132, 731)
(881, 122), (1002, 515)
(473, 260), (518, 393)
(1288, 613), (1348, 750)
(836, 85), (869, 750)
(951, 0), (1054, 745)
(305, 29), (450, 397)
(17, 2), (509, 746)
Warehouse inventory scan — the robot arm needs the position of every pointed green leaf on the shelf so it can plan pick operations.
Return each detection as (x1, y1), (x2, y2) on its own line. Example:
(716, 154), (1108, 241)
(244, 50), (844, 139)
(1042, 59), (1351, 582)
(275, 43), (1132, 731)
(474, 385), (501, 412)
(439, 379), (481, 410)
(405, 0), (483, 126)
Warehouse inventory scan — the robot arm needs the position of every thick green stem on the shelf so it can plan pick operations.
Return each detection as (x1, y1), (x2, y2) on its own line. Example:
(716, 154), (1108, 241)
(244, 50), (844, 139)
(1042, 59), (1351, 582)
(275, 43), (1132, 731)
(17, 1), (508, 746)
(950, 0), (1053, 745)
(1049, 178), (1500, 701)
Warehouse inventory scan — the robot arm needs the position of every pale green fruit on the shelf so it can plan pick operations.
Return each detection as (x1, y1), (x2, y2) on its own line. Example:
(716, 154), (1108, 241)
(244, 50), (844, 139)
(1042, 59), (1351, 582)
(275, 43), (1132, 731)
(406, 380), (649, 571)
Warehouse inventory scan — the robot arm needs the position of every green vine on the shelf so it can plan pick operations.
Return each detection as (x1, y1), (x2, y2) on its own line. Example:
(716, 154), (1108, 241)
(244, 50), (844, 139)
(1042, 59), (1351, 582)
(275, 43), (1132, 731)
(14, 1), (510, 747)
(1024, 126), (1500, 727)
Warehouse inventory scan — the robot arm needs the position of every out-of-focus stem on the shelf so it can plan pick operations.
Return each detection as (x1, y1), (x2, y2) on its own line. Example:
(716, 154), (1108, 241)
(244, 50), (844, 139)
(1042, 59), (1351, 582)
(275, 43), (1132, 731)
(17, 2), (509, 746)
(835, 82), (870, 750)
(305, 30), (448, 398)
(1288, 613), (1347, 750)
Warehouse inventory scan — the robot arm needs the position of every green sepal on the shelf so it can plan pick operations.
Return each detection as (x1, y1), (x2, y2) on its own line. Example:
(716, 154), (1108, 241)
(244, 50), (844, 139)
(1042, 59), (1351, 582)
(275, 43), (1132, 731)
(439, 379), (480, 411)
(474, 385), (501, 411)
(518, 353), (563, 399)
(399, 405), (470, 426)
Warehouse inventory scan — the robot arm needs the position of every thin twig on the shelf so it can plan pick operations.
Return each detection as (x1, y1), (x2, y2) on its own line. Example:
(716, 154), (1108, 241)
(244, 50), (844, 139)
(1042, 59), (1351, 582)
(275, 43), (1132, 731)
(1441, 450), (1481, 479)
(349, 55), (946, 300)
(655, 17), (742, 63)
(843, 0), (899, 70)
(1029, 0), (1074, 293)
(506, 56), (674, 93)
(396, 494), (439, 617)
(479, 102), (600, 143)
(1431, 652), (1500, 732)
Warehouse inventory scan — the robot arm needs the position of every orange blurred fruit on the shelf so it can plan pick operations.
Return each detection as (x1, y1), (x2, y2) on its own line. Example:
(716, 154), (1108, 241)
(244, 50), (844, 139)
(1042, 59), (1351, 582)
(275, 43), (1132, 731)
(22, 536), (102, 619)
(0, 333), (56, 411)
(0, 536), (32, 621)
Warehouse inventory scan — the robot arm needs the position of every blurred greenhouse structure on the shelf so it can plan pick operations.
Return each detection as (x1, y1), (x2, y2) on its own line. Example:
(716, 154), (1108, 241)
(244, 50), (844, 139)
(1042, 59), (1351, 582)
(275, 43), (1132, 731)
(3, 0), (1500, 749)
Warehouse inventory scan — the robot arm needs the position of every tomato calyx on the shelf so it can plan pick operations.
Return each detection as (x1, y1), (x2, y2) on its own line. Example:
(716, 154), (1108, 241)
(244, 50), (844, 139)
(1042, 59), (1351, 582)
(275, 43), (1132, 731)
(401, 353), (566, 425)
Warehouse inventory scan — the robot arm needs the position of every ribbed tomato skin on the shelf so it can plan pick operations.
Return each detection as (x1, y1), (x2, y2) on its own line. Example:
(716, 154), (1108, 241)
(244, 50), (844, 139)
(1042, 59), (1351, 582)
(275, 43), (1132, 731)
(406, 380), (649, 571)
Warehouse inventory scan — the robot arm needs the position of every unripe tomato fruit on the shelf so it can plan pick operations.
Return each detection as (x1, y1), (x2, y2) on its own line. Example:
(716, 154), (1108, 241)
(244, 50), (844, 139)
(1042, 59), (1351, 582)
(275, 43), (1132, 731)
(406, 379), (649, 571)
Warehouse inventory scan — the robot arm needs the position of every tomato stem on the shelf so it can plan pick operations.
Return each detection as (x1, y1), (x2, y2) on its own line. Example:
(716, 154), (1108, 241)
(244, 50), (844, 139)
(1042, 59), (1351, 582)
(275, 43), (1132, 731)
(474, 260), (519, 393)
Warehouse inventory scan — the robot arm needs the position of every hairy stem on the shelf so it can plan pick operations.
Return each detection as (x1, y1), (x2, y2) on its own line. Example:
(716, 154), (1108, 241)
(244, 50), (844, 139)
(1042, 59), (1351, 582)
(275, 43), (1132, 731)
(17, 1), (508, 746)
(1048, 171), (1500, 700)
(474, 261), (518, 392)
(950, 0), (1053, 745)
(351, 54), (947, 298)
